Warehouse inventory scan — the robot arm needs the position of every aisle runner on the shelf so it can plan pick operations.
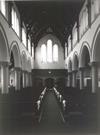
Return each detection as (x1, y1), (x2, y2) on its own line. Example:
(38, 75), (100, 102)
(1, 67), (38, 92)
(39, 89), (65, 132)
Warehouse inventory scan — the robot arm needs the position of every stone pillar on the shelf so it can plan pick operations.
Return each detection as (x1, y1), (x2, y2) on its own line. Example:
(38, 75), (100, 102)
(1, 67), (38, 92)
(80, 68), (84, 90)
(0, 62), (9, 94)
(14, 67), (21, 91)
(72, 71), (77, 87)
(25, 71), (28, 87)
(22, 71), (26, 88)
(91, 62), (98, 93)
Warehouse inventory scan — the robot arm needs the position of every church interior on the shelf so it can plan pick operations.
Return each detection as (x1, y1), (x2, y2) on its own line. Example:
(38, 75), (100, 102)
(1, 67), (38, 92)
(0, 0), (100, 135)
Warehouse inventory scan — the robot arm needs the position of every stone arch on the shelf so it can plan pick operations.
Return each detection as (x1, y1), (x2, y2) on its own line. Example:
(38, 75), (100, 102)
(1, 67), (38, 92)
(9, 42), (21, 90)
(0, 24), (10, 93)
(10, 41), (21, 68)
(72, 52), (79, 71)
(91, 27), (100, 92)
(0, 23), (10, 62)
(79, 42), (92, 90)
(79, 42), (91, 68)
(92, 28), (100, 62)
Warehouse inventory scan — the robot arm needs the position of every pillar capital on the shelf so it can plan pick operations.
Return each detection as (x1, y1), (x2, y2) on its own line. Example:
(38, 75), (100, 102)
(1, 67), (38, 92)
(79, 67), (85, 71)
(72, 70), (77, 73)
(68, 71), (72, 75)
(14, 67), (21, 71)
(0, 61), (9, 67)
(28, 72), (32, 75)
(22, 70), (28, 74)
(91, 61), (99, 67)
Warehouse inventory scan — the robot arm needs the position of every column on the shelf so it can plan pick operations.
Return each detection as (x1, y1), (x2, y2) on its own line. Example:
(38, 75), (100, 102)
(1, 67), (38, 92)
(15, 67), (21, 91)
(72, 70), (77, 87)
(91, 62), (98, 93)
(80, 68), (84, 90)
(25, 71), (28, 87)
(22, 71), (26, 88)
(27, 72), (30, 87)
(0, 62), (9, 94)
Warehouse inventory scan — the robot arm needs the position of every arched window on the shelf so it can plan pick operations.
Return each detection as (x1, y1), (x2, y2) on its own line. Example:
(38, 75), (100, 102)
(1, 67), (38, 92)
(28, 36), (31, 54)
(53, 44), (58, 62)
(11, 7), (20, 36)
(32, 46), (34, 58)
(0, 0), (6, 16)
(41, 44), (46, 63)
(41, 39), (59, 63)
(47, 39), (53, 62)
(22, 27), (26, 47)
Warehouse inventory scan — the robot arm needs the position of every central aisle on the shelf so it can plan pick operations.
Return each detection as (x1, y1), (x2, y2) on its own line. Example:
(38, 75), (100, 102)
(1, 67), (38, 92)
(38, 89), (65, 133)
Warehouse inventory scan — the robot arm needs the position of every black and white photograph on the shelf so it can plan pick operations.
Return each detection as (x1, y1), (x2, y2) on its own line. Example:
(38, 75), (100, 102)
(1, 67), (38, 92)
(0, 0), (100, 135)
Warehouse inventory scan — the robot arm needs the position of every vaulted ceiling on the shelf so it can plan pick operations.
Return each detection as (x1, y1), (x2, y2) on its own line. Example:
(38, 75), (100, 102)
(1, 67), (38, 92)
(16, 0), (84, 47)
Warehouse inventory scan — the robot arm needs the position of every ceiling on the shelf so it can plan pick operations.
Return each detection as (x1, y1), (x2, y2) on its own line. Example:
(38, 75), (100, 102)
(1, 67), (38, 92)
(15, 0), (84, 47)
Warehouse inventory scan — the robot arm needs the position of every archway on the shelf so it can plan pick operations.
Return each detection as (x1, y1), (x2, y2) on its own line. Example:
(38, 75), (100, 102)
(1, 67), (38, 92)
(80, 45), (91, 91)
(0, 27), (10, 93)
(9, 43), (21, 91)
(9, 51), (15, 92)
(92, 30), (100, 92)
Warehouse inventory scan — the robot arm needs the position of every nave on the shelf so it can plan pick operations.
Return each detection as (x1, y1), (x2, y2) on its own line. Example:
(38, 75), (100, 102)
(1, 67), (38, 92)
(1, 0), (100, 134)
(0, 85), (98, 135)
